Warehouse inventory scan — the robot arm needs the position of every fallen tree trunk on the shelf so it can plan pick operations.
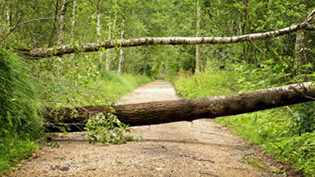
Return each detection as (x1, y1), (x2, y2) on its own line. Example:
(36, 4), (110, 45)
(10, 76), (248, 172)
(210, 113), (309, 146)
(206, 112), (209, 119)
(20, 22), (315, 58)
(45, 82), (315, 131)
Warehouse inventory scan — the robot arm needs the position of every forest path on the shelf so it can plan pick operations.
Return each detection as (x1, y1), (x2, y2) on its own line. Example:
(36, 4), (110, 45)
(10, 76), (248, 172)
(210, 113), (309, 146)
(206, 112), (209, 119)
(9, 81), (287, 177)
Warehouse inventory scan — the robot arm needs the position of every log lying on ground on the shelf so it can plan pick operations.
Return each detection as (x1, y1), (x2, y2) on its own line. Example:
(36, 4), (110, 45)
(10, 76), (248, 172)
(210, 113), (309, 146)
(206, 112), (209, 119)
(45, 82), (315, 131)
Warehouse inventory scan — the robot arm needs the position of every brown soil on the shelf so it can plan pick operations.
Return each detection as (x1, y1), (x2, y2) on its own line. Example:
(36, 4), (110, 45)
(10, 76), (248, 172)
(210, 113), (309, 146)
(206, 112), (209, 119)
(7, 81), (300, 177)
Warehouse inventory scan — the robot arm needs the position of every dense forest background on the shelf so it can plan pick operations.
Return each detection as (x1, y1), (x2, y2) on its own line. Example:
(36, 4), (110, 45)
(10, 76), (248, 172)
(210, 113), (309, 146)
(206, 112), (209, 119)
(2, 0), (314, 76)
(0, 0), (314, 176)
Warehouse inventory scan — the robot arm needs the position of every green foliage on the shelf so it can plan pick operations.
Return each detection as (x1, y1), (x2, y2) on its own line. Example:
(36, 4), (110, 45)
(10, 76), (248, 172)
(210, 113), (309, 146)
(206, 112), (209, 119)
(291, 102), (315, 135)
(0, 49), (43, 175)
(1, 0), (315, 175)
(0, 49), (42, 136)
(174, 61), (239, 98)
(218, 111), (315, 176)
(85, 112), (133, 145)
(0, 135), (38, 174)
(31, 54), (152, 108)
(174, 64), (315, 176)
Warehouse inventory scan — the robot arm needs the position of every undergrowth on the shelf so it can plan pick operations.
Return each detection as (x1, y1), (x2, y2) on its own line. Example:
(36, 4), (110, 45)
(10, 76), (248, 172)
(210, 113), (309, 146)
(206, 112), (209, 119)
(0, 49), (43, 175)
(0, 50), (152, 175)
(36, 68), (152, 108)
(174, 62), (315, 176)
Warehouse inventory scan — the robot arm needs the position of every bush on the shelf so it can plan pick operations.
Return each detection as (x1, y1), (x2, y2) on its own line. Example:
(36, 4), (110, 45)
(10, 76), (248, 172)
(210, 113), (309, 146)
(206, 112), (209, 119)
(0, 49), (43, 174)
(174, 63), (315, 176)
(0, 49), (43, 137)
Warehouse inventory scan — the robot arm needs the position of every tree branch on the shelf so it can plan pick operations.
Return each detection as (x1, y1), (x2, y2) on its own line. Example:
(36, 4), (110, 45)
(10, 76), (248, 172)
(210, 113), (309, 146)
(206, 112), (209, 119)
(20, 23), (314, 58)
(1, 17), (71, 42)
(16, 8), (315, 58)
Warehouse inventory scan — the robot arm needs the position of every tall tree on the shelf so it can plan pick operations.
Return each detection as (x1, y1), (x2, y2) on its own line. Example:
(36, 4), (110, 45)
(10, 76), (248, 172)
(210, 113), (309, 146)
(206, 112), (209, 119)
(294, 5), (312, 72)
(3, 0), (10, 26)
(106, 12), (111, 70)
(96, 0), (104, 69)
(2, 0), (10, 45)
(195, 0), (201, 71)
(58, 0), (69, 45)
(48, 0), (60, 47)
(71, 0), (76, 45)
(118, 8), (125, 73)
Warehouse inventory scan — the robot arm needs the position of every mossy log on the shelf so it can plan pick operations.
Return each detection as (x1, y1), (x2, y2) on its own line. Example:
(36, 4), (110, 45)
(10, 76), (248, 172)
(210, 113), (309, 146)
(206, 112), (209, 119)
(45, 82), (315, 131)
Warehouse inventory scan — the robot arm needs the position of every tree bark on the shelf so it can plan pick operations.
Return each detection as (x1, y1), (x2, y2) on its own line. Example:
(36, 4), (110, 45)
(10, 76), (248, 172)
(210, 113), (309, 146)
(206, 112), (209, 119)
(45, 82), (315, 130)
(295, 29), (309, 64)
(195, 0), (201, 72)
(2, 0), (10, 46)
(3, 0), (10, 25)
(21, 20), (315, 58)
(96, 0), (104, 69)
(48, 0), (59, 47)
(118, 9), (125, 73)
(71, 0), (76, 45)
(58, 0), (69, 46)
(106, 12), (111, 70)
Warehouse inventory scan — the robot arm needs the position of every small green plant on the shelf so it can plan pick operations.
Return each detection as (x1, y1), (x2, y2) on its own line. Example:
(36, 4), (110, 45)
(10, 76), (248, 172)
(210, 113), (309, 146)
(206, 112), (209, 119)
(84, 108), (133, 145)
(188, 137), (198, 142)
(0, 49), (43, 175)
(291, 102), (315, 135)
(46, 142), (60, 148)
(174, 64), (315, 176)
(112, 159), (122, 164)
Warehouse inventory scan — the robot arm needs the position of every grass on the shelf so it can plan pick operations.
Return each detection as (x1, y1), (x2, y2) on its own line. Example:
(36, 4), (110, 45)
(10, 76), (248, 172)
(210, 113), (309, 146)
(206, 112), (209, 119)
(0, 134), (38, 173)
(37, 69), (152, 108)
(173, 64), (315, 176)
(0, 49), (43, 175)
(0, 50), (152, 175)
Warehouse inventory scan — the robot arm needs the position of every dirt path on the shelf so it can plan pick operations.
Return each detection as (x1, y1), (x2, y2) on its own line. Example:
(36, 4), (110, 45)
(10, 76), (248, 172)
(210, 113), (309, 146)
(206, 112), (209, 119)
(8, 81), (292, 177)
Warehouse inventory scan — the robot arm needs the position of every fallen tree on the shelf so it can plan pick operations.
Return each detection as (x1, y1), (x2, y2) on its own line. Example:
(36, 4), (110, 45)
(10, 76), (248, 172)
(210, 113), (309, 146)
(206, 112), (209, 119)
(45, 82), (315, 131)
(19, 9), (315, 58)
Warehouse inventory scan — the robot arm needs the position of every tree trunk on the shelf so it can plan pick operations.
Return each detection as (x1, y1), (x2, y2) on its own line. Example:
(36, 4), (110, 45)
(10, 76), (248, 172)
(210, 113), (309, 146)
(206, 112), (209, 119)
(48, 0), (59, 47)
(21, 19), (315, 58)
(118, 10), (125, 73)
(3, 0), (10, 25)
(45, 82), (315, 131)
(242, 0), (248, 62)
(295, 29), (309, 65)
(96, 0), (104, 69)
(2, 0), (10, 46)
(58, 0), (69, 46)
(195, 0), (201, 72)
(106, 12), (111, 70)
(71, 0), (76, 45)
(69, 0), (76, 61)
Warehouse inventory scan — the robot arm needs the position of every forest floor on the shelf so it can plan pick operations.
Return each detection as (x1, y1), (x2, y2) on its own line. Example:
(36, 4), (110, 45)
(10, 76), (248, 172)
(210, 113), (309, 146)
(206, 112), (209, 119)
(7, 81), (299, 177)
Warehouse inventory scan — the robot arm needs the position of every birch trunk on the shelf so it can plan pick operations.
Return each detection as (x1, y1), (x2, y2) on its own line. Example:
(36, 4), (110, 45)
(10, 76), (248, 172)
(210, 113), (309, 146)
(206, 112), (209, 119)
(58, 0), (69, 46)
(21, 10), (315, 58)
(295, 29), (309, 65)
(2, 0), (10, 45)
(4, 0), (10, 25)
(45, 82), (315, 131)
(96, 0), (104, 69)
(195, 0), (201, 71)
(106, 13), (111, 70)
(118, 10), (125, 73)
(70, 0), (76, 61)
(71, 0), (76, 45)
